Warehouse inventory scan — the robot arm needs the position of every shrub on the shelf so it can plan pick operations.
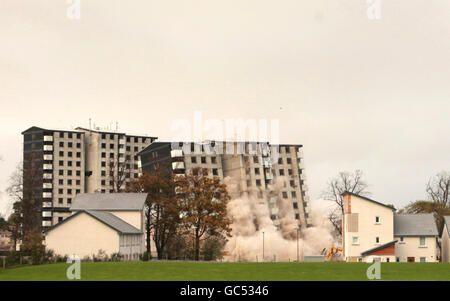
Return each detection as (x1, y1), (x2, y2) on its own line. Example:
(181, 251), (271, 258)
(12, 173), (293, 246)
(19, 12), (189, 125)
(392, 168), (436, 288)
(110, 252), (123, 262)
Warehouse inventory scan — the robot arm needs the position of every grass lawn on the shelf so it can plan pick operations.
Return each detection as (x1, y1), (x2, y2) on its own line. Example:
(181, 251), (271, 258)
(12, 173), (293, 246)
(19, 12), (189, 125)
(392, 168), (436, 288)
(0, 262), (449, 281)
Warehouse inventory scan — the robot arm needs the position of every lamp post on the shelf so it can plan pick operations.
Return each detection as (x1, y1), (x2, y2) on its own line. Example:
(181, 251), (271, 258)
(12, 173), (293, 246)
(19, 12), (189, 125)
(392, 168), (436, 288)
(262, 231), (265, 262)
(296, 227), (300, 262)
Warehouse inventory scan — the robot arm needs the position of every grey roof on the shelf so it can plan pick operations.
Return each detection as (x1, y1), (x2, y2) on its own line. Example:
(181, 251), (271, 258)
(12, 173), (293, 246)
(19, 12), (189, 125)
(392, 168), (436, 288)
(84, 210), (142, 234)
(71, 193), (147, 211)
(441, 216), (450, 238)
(361, 240), (397, 256)
(394, 214), (438, 237)
(44, 210), (142, 234)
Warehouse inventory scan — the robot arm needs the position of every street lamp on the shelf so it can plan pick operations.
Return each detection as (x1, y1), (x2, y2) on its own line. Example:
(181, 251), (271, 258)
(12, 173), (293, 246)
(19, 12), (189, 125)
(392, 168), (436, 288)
(296, 227), (300, 262)
(262, 231), (265, 262)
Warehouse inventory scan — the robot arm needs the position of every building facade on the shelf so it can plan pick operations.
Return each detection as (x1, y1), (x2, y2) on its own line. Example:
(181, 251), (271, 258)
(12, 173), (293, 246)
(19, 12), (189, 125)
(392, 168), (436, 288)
(21, 126), (156, 228)
(139, 141), (312, 229)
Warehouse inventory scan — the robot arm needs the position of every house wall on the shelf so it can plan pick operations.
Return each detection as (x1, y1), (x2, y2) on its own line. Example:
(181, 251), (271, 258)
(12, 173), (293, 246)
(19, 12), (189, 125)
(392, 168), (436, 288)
(45, 212), (119, 258)
(394, 236), (437, 262)
(442, 225), (450, 262)
(110, 210), (143, 231)
(343, 195), (394, 260)
(119, 234), (145, 260)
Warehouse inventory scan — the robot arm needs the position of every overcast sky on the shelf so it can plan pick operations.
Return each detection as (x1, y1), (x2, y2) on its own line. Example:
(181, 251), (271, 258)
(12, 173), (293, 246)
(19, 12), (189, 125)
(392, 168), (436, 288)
(1, 1), (449, 216)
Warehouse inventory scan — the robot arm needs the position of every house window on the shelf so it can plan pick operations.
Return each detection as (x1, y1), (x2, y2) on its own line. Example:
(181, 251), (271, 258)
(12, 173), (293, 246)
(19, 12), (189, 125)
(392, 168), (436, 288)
(279, 169), (285, 176)
(256, 179), (261, 187)
(420, 257), (426, 262)
(58, 217), (63, 222)
(201, 157), (206, 164)
(211, 157), (217, 164)
(375, 216), (380, 223)
(376, 237), (380, 244)
(293, 202), (298, 209)
(278, 158), (283, 164)
(352, 237), (359, 245)
(295, 213), (300, 220)
(386, 258), (390, 262)
(400, 237), (404, 242)
(396, 257), (400, 262)
(291, 191), (297, 198)
(212, 168), (218, 176)
(287, 158), (292, 164)
(255, 168), (260, 175)
(191, 157), (197, 163)
(419, 236), (426, 246)
(253, 156), (258, 163)
(282, 191), (288, 199)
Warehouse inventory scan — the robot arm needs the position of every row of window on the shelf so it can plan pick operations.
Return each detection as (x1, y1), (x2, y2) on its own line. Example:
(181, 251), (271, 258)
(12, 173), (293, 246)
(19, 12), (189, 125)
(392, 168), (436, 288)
(100, 171), (139, 178)
(58, 132), (82, 139)
(58, 160), (82, 167)
(57, 188), (81, 195)
(190, 156), (218, 164)
(100, 134), (149, 144)
(352, 236), (427, 246)
(57, 198), (72, 204)
(57, 179), (81, 186)
(191, 168), (220, 176)
(57, 141), (82, 148)
(57, 170), (82, 176)
(58, 150), (82, 157)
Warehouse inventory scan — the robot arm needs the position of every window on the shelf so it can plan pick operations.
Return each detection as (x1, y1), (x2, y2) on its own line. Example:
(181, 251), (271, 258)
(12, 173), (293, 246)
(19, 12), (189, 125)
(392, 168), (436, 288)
(59, 142), (64, 147)
(59, 151), (64, 157)
(191, 157), (197, 163)
(400, 236), (404, 242)
(67, 170), (72, 176)
(67, 189), (72, 194)
(101, 152), (106, 158)
(376, 237), (380, 244)
(76, 133), (81, 139)
(110, 134), (114, 139)
(58, 217), (64, 223)
(285, 146), (290, 153)
(256, 179), (261, 186)
(68, 133), (73, 139)
(290, 180), (295, 187)
(68, 151), (72, 157)
(58, 198), (63, 204)
(287, 158), (292, 164)
(212, 168), (218, 176)
(110, 144), (114, 149)
(59, 170), (64, 176)
(352, 237), (359, 245)
(279, 169), (285, 176)
(101, 180), (106, 185)
(134, 146), (138, 152)
(282, 191), (288, 199)
(386, 258), (390, 262)
(101, 161), (106, 167)
(68, 179), (72, 185)
(59, 132), (64, 138)
(59, 160), (64, 166)
(253, 156), (258, 163)
(58, 188), (63, 194)
(59, 179), (63, 185)
(293, 202), (298, 209)
(255, 168), (260, 175)
(288, 169), (292, 175)
(375, 216), (380, 223)
(110, 153), (114, 158)
(201, 157), (206, 164)
(420, 257), (426, 262)
(134, 137), (138, 143)
(291, 191), (297, 198)
(76, 180), (80, 185)
(295, 213), (300, 220)
(102, 143), (106, 148)
(76, 152), (81, 158)
(420, 237), (426, 246)
(76, 161), (81, 167)
(396, 257), (400, 262)
(101, 134), (106, 139)
(68, 161), (72, 167)
(278, 158), (283, 164)
(76, 170), (81, 176)
(68, 142), (73, 148)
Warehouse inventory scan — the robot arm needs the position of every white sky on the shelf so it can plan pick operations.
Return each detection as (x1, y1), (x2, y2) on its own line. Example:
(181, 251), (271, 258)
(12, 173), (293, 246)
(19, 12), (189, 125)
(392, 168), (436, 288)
(0, 0), (449, 216)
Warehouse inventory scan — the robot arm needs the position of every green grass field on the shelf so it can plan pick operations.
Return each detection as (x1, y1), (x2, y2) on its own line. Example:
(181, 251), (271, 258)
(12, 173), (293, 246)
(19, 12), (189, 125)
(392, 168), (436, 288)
(1, 262), (450, 281)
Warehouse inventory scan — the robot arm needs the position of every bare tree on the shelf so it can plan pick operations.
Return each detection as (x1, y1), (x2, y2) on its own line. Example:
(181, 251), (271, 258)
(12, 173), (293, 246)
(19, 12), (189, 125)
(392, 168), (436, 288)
(108, 156), (133, 192)
(322, 170), (370, 236)
(426, 171), (450, 207)
(7, 154), (42, 242)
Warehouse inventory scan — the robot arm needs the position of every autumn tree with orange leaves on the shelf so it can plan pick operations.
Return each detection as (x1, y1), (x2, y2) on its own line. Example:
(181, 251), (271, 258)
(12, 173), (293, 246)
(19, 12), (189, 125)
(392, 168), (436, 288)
(174, 167), (232, 261)
(127, 171), (181, 260)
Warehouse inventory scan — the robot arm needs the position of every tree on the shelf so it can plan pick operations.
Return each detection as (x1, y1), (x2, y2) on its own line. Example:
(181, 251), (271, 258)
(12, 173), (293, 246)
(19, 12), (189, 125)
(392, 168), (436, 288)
(7, 210), (21, 250)
(322, 170), (370, 236)
(175, 167), (232, 261)
(0, 215), (8, 230)
(108, 156), (133, 192)
(127, 171), (181, 260)
(426, 171), (450, 207)
(398, 200), (450, 233)
(7, 156), (42, 241)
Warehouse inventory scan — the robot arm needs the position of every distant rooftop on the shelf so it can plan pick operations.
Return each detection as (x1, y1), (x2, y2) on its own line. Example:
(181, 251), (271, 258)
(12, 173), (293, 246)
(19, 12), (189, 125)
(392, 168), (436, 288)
(71, 193), (147, 211)
(394, 214), (438, 237)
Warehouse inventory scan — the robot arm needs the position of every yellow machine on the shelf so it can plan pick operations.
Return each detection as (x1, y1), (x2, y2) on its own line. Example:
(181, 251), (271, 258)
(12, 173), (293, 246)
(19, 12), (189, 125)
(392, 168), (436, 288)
(321, 244), (342, 262)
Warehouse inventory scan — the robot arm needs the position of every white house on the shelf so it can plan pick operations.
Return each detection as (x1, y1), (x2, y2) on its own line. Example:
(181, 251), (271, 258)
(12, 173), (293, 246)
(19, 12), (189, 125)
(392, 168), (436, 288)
(441, 216), (450, 262)
(342, 192), (439, 262)
(394, 214), (438, 262)
(44, 193), (147, 260)
(342, 192), (396, 262)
